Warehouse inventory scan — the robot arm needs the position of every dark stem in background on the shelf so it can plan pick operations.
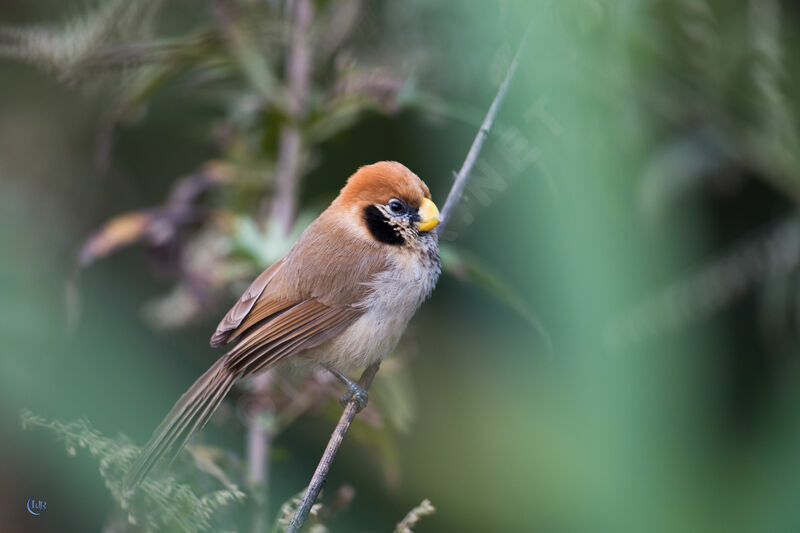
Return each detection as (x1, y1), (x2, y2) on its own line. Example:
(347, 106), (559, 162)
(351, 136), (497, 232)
(285, 27), (530, 533)
(249, 0), (314, 532)
(264, 0), (313, 232)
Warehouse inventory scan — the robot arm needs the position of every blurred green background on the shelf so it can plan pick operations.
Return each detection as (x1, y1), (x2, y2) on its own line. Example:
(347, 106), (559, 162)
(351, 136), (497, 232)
(4, 0), (800, 532)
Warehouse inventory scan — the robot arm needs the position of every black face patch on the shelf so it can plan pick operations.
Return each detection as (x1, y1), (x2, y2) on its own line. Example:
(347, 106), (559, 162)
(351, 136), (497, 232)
(363, 204), (405, 245)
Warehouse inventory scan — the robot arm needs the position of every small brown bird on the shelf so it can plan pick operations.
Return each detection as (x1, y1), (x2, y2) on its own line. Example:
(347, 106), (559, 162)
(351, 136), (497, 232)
(123, 161), (441, 492)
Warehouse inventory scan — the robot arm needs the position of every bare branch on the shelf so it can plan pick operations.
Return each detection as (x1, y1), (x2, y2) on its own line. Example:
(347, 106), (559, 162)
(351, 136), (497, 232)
(286, 362), (381, 533)
(286, 27), (530, 533)
(437, 26), (531, 235)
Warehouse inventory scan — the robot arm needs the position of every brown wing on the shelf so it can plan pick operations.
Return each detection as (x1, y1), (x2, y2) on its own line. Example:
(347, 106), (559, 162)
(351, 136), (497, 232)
(210, 210), (389, 372)
(225, 300), (361, 376)
(210, 257), (286, 346)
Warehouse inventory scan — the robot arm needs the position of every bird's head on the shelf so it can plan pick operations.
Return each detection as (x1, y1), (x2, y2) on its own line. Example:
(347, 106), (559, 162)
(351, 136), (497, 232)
(333, 161), (441, 246)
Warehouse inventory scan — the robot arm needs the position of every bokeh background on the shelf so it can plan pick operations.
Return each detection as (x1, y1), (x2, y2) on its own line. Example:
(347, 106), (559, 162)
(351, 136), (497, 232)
(4, 0), (800, 532)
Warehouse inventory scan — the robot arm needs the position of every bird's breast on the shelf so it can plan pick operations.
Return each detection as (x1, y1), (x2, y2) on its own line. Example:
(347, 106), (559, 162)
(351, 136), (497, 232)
(301, 240), (440, 371)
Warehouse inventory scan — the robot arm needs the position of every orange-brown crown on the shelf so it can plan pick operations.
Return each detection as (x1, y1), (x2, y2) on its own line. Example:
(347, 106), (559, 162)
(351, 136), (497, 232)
(334, 161), (431, 209)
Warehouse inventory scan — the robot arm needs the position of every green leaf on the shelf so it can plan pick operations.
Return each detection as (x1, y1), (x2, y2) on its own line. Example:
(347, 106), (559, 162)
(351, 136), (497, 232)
(230, 209), (317, 269)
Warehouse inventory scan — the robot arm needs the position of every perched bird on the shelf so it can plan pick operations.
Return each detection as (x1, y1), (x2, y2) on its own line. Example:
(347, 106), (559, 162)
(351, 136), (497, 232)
(123, 161), (441, 492)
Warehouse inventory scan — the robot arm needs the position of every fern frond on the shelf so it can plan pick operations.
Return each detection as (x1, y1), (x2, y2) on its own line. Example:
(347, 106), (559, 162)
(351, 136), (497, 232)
(0, 0), (164, 78)
(21, 410), (245, 533)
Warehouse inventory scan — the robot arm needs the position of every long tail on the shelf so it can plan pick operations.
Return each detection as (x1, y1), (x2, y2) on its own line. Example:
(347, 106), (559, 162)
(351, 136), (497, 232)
(122, 357), (239, 494)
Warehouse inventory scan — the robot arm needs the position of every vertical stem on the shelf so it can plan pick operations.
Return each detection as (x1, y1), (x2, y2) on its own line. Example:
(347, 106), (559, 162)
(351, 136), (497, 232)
(246, 371), (274, 533)
(249, 0), (314, 530)
(264, 0), (313, 233)
(270, 126), (303, 234)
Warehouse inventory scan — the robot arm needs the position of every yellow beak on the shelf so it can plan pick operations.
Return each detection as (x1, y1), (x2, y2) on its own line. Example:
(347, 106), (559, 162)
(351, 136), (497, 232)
(415, 198), (441, 232)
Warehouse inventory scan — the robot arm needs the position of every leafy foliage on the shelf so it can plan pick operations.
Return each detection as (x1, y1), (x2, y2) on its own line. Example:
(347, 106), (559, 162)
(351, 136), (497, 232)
(616, 0), (800, 341)
(21, 410), (245, 533)
(6, 0), (538, 529)
(0, 0), (164, 77)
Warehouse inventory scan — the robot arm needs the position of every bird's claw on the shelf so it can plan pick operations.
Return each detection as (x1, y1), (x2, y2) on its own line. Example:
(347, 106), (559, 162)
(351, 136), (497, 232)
(340, 383), (369, 412)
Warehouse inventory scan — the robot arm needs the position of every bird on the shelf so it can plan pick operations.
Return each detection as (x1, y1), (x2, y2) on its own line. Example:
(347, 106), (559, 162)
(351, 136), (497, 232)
(122, 161), (441, 493)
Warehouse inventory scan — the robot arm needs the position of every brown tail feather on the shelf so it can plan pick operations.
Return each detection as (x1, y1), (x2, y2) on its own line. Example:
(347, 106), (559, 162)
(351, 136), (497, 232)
(122, 358), (239, 494)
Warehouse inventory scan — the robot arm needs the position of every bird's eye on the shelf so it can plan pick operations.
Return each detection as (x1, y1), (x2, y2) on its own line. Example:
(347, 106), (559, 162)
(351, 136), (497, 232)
(388, 199), (405, 214)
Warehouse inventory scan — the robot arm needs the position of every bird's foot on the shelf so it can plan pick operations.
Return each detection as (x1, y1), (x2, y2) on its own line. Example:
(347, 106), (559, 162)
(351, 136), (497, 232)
(340, 383), (369, 412)
(325, 365), (370, 412)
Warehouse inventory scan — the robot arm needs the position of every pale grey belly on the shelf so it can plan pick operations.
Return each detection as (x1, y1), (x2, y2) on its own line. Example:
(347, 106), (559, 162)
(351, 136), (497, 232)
(297, 304), (415, 371)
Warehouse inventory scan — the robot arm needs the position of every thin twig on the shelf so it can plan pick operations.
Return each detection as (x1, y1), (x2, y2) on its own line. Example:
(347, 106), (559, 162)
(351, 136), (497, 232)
(286, 28), (530, 533)
(394, 499), (435, 533)
(286, 362), (381, 533)
(437, 26), (531, 236)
